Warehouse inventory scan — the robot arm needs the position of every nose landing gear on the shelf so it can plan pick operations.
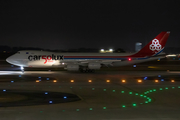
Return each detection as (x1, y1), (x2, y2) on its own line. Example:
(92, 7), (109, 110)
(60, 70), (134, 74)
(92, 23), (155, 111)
(20, 66), (24, 73)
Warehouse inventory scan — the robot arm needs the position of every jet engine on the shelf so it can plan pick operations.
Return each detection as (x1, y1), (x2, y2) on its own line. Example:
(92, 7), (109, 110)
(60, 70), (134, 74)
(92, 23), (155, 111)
(66, 64), (79, 71)
(88, 63), (101, 69)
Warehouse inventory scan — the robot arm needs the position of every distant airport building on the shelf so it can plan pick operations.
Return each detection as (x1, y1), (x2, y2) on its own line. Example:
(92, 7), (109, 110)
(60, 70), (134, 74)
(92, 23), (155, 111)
(135, 42), (142, 52)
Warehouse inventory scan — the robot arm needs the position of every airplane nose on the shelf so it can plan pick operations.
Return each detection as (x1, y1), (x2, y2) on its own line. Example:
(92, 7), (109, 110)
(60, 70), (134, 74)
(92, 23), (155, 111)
(6, 56), (13, 64)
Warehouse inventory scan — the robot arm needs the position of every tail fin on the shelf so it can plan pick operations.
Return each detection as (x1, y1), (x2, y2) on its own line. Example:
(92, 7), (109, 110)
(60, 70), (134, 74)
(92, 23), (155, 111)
(131, 31), (170, 57)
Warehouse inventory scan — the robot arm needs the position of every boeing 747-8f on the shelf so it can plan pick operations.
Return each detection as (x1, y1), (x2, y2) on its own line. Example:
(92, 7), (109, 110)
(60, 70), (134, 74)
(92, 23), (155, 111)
(6, 31), (170, 72)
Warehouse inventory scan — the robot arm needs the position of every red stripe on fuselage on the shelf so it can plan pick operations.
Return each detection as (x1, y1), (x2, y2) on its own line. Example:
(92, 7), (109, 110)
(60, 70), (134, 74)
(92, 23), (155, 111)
(64, 56), (133, 58)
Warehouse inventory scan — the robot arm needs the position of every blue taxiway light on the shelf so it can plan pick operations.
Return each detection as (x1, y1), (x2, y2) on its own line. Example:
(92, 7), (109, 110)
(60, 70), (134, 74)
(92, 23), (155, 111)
(133, 65), (136, 67)
(11, 81), (14, 83)
(144, 77), (147, 80)
(3, 89), (6, 92)
(49, 101), (52, 104)
(19, 75), (21, 77)
(39, 77), (41, 79)
(46, 78), (49, 80)
(45, 92), (48, 94)
(161, 79), (164, 81)
(158, 75), (161, 77)
(64, 96), (67, 99)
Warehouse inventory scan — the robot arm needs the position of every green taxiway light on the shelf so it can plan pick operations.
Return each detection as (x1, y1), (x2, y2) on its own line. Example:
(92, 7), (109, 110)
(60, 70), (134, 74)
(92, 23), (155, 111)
(113, 90), (115, 92)
(146, 91), (149, 93)
(121, 91), (124, 93)
(178, 86), (180, 88)
(76, 109), (79, 111)
(148, 99), (152, 102)
(135, 93), (138, 95)
(89, 108), (93, 110)
(40, 111), (43, 113)
(92, 88), (95, 90)
(149, 90), (152, 92)
(129, 92), (132, 94)
(145, 101), (148, 103)
(103, 89), (106, 91)
(132, 103), (137, 107)
(70, 87), (72, 88)
(144, 92), (147, 94)
(159, 88), (163, 90)
(140, 94), (143, 97)
(153, 89), (156, 91)
(140, 103), (143, 104)
(144, 96), (147, 98)
(62, 110), (65, 112)
(165, 87), (168, 90)
(172, 87), (175, 89)
(103, 107), (106, 109)
(122, 105), (126, 108)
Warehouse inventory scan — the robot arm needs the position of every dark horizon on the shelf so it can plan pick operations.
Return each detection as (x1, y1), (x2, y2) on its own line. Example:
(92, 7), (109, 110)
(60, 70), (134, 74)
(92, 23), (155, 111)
(0, 0), (180, 51)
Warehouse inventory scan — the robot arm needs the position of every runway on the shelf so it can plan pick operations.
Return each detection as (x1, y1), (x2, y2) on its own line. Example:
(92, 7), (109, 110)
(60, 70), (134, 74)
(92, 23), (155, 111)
(0, 70), (180, 120)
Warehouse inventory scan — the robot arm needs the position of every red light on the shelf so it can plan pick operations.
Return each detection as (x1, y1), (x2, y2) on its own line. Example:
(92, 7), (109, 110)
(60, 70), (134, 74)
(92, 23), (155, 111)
(128, 58), (131, 61)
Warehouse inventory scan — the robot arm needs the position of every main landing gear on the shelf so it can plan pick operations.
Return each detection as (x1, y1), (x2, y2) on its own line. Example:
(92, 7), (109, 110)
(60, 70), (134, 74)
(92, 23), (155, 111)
(80, 68), (95, 73)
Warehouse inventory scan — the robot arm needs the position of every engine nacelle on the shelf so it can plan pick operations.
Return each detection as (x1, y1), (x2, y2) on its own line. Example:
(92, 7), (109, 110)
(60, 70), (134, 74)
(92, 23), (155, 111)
(66, 64), (79, 71)
(88, 63), (101, 69)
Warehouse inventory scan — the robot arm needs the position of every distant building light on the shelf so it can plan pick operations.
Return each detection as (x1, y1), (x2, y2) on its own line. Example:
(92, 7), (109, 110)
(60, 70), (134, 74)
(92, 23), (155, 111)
(109, 49), (113, 52)
(100, 49), (104, 52)
(166, 54), (177, 57)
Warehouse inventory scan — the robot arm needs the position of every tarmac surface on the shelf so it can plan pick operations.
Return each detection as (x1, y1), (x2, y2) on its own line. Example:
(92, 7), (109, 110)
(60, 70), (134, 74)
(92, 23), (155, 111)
(0, 70), (180, 120)
(1, 58), (180, 120)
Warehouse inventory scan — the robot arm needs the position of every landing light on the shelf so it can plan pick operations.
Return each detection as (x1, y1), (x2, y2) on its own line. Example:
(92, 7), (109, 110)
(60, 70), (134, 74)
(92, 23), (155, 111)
(20, 66), (24, 70)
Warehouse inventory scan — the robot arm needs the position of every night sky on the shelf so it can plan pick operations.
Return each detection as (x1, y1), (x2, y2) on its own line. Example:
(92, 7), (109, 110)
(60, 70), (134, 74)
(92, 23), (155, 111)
(0, 0), (180, 51)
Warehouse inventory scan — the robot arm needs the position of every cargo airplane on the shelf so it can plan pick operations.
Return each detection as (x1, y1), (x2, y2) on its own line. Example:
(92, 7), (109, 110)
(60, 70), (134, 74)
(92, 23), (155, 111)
(6, 31), (170, 72)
